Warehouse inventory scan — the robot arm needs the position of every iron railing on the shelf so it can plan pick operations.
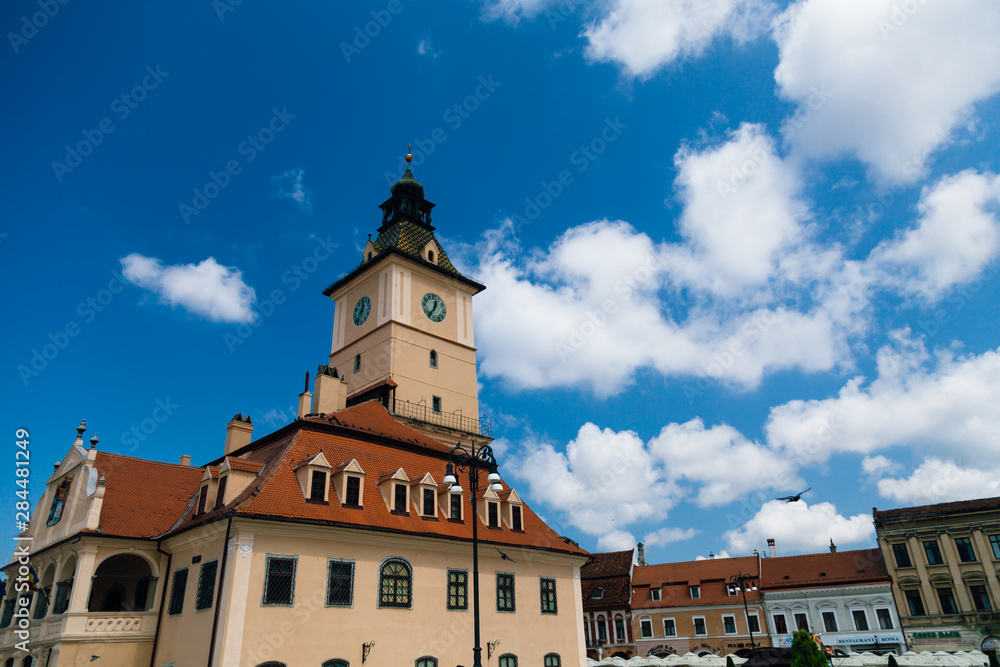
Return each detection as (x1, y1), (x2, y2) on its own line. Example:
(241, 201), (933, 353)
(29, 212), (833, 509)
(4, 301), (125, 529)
(390, 398), (492, 437)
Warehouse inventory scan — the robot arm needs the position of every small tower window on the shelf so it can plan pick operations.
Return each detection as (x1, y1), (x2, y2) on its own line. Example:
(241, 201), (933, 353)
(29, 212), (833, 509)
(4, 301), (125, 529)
(432, 396), (442, 414)
(367, 252), (373, 261)
(353, 354), (361, 374)
(428, 250), (435, 263)
(429, 350), (438, 369)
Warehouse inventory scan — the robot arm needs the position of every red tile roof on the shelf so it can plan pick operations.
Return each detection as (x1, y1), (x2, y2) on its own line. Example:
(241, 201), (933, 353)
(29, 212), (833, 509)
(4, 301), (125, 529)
(225, 457), (265, 473)
(760, 549), (889, 590)
(91, 452), (203, 538)
(169, 402), (587, 558)
(581, 550), (635, 610)
(632, 556), (761, 609)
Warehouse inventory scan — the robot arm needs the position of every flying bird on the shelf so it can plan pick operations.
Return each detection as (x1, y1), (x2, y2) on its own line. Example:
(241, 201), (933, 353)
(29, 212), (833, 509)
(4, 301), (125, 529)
(495, 547), (517, 562)
(776, 488), (811, 502)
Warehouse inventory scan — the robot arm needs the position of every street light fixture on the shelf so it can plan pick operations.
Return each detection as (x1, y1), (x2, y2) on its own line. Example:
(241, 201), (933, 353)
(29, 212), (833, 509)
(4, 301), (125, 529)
(728, 571), (760, 650)
(442, 441), (502, 667)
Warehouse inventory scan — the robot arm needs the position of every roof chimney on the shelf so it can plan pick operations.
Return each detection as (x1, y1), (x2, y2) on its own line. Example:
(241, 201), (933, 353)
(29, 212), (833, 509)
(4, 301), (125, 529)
(225, 413), (253, 455)
(767, 538), (777, 558)
(829, 538), (837, 553)
(313, 365), (347, 415)
(179, 454), (191, 466)
(709, 552), (715, 559)
(297, 371), (312, 418)
(636, 542), (646, 567)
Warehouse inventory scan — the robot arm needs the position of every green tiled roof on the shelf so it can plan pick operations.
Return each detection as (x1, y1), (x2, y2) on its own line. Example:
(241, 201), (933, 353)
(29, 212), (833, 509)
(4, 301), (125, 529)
(370, 219), (463, 278)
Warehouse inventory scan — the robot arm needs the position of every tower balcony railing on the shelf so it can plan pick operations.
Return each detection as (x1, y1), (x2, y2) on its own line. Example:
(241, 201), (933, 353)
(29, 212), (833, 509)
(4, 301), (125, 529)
(389, 398), (492, 437)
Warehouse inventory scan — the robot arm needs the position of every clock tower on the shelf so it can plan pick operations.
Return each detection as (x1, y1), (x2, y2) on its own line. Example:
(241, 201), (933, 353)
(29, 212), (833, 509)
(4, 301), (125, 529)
(322, 152), (487, 438)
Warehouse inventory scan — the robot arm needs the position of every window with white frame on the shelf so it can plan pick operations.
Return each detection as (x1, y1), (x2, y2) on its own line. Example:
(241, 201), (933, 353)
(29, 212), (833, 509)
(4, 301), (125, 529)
(689, 586), (701, 599)
(876, 608), (893, 630)
(773, 614), (788, 634)
(852, 609), (869, 631)
(650, 588), (661, 601)
(723, 615), (737, 634)
(663, 618), (676, 636)
(693, 617), (707, 635)
(822, 611), (838, 632)
(747, 612), (760, 633)
(639, 617), (653, 638)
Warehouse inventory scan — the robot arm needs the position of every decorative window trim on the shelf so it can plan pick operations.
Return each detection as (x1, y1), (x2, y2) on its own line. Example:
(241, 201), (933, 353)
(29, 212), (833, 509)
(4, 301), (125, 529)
(326, 558), (355, 608)
(639, 615), (653, 638)
(851, 608), (870, 631)
(496, 571), (516, 613)
(722, 614), (737, 634)
(378, 557), (413, 609)
(650, 588), (661, 602)
(662, 617), (676, 637)
(746, 611), (760, 633)
(323, 660), (349, 667)
(875, 607), (894, 630)
(498, 654), (518, 667)
(195, 560), (219, 612)
(772, 613), (789, 634)
(416, 657), (438, 667)
(261, 554), (297, 607)
(544, 654), (561, 667)
(168, 567), (188, 616)
(689, 585), (701, 599)
(539, 576), (557, 615)
(447, 568), (468, 611)
(693, 616), (707, 635)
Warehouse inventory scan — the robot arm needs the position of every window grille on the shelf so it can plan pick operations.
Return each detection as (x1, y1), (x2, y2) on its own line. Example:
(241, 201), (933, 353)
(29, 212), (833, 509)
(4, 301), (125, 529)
(327, 560), (354, 607)
(540, 577), (557, 614)
(496, 573), (515, 612)
(448, 569), (468, 610)
(195, 560), (218, 610)
(379, 558), (412, 608)
(262, 556), (296, 606)
(168, 568), (188, 615)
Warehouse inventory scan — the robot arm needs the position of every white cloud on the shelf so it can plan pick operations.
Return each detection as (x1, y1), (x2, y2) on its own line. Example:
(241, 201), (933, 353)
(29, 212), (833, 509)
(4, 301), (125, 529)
(875, 458), (1000, 506)
(724, 500), (875, 553)
(643, 526), (699, 548)
(273, 168), (313, 212)
(861, 455), (900, 477)
(583, 0), (775, 79)
(766, 332), (1000, 465)
(648, 418), (802, 507)
(695, 550), (731, 561)
(773, 0), (1000, 181)
(668, 123), (809, 295)
(120, 254), (256, 323)
(506, 424), (681, 539)
(417, 38), (439, 58)
(870, 170), (1000, 300)
(481, 0), (554, 22)
(599, 530), (637, 551)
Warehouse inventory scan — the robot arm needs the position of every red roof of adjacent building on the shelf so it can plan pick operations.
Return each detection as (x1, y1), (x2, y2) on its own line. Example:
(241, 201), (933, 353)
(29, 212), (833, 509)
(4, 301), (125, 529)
(874, 496), (1000, 522)
(632, 556), (761, 609)
(582, 550), (634, 610)
(760, 549), (889, 590)
(91, 452), (203, 538)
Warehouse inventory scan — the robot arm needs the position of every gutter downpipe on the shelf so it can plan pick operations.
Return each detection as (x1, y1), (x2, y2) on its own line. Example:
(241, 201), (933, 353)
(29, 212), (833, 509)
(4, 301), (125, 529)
(207, 516), (233, 667)
(149, 541), (172, 667)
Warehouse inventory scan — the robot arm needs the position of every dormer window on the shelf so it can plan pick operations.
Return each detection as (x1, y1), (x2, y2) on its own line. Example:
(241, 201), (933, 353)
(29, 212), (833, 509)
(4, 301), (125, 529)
(294, 452), (332, 502)
(592, 587), (604, 600)
(512, 505), (522, 531)
(450, 493), (462, 520)
(690, 585), (701, 599)
(428, 250), (435, 263)
(310, 470), (328, 501)
(394, 484), (408, 513)
(197, 486), (208, 515)
(423, 488), (435, 516)
(345, 476), (361, 505)
(215, 476), (228, 509)
(651, 588), (661, 601)
(367, 251), (373, 261)
(488, 502), (499, 527)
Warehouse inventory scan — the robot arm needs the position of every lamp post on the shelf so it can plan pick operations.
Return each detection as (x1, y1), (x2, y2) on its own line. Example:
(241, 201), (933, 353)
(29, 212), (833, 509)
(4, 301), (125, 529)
(729, 572), (760, 650)
(442, 442), (503, 667)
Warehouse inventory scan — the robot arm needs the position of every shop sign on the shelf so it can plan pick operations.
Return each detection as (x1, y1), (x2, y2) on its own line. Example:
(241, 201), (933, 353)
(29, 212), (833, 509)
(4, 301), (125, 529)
(835, 634), (904, 645)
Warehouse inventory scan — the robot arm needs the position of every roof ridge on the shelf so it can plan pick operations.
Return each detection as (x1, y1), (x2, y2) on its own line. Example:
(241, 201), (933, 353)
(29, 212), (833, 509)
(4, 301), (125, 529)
(232, 431), (301, 514)
(97, 450), (200, 470)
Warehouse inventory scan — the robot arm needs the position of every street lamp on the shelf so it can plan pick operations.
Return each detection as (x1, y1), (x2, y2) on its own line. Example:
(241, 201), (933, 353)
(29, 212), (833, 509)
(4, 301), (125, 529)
(728, 572), (760, 650)
(442, 441), (503, 667)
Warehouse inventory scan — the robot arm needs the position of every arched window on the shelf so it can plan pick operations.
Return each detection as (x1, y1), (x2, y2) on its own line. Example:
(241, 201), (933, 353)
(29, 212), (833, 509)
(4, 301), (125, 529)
(379, 558), (412, 608)
(88, 553), (155, 612)
(545, 654), (561, 667)
(498, 654), (517, 667)
(429, 350), (438, 369)
(353, 354), (361, 374)
(255, 663), (285, 667)
(323, 661), (349, 667)
(21, 658), (33, 667)
(427, 250), (435, 263)
(416, 658), (437, 667)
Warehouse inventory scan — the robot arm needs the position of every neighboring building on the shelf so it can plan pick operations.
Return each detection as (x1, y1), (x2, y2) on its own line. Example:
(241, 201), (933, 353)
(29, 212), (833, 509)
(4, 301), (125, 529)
(581, 549), (635, 660)
(874, 497), (1000, 656)
(631, 555), (768, 657)
(0, 160), (590, 667)
(759, 544), (905, 655)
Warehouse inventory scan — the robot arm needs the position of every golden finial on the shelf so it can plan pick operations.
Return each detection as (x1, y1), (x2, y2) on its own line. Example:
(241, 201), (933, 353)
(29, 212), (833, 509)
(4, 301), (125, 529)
(405, 144), (412, 164)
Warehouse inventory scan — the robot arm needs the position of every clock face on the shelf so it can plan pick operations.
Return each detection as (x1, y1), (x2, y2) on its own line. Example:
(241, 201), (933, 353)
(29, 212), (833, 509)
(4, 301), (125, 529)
(421, 293), (446, 322)
(352, 296), (371, 326)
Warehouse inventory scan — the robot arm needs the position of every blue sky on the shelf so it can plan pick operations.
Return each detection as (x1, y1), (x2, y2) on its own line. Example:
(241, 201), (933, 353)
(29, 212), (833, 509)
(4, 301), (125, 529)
(3, 0), (1000, 563)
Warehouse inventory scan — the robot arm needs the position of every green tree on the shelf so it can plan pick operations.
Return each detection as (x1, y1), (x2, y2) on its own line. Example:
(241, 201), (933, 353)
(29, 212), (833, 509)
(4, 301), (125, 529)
(791, 629), (828, 667)
(888, 654), (899, 667)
